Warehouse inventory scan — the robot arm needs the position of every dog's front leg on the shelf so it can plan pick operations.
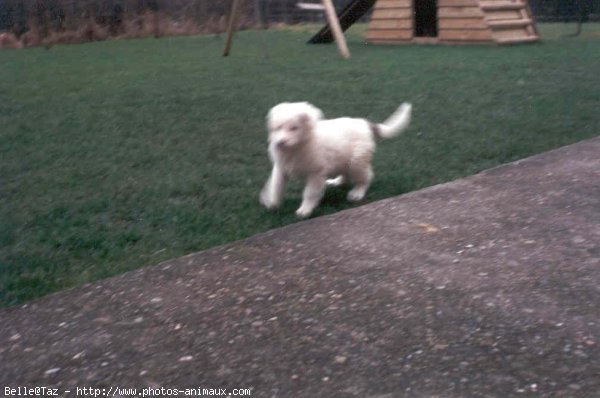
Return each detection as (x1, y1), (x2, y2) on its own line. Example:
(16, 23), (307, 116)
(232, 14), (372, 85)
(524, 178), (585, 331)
(296, 175), (326, 218)
(260, 165), (286, 210)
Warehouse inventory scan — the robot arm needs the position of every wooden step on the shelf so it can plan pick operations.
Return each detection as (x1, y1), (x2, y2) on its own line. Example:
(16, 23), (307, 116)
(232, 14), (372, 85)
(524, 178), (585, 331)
(495, 35), (539, 44)
(366, 29), (413, 40)
(485, 10), (522, 20)
(375, 0), (412, 8)
(488, 18), (533, 29)
(366, 38), (413, 44)
(297, 3), (325, 11)
(481, 1), (525, 11)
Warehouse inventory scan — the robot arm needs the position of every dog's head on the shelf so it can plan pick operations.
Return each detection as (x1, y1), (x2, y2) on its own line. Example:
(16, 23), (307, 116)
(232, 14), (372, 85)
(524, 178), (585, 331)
(266, 102), (323, 150)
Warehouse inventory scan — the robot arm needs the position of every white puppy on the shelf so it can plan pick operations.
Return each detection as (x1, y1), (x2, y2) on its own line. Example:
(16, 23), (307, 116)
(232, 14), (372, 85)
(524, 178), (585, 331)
(260, 102), (412, 218)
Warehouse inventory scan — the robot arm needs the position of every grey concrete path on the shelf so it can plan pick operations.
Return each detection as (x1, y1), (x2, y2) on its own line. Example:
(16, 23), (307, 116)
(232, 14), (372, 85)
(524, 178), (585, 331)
(1, 137), (599, 398)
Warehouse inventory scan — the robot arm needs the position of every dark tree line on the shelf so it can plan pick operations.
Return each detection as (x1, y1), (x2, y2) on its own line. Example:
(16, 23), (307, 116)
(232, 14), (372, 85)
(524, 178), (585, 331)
(0, 0), (248, 46)
(529, 0), (598, 22)
(0, 0), (598, 48)
(2, 0), (599, 35)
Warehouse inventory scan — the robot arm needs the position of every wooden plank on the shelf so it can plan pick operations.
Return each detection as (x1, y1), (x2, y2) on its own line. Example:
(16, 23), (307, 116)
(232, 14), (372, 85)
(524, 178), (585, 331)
(438, 0), (479, 6)
(439, 28), (493, 40)
(438, 18), (488, 29)
(366, 38), (413, 44)
(370, 37), (496, 45)
(525, 24), (535, 36)
(492, 27), (530, 40)
(412, 37), (440, 44)
(438, 39), (495, 45)
(297, 3), (325, 11)
(488, 18), (532, 29)
(369, 19), (413, 30)
(376, 0), (412, 8)
(222, 0), (242, 56)
(366, 29), (413, 40)
(484, 10), (522, 20)
(371, 8), (413, 19)
(438, 6), (485, 18)
(496, 35), (539, 44)
(321, 0), (350, 58)
(481, 1), (524, 11)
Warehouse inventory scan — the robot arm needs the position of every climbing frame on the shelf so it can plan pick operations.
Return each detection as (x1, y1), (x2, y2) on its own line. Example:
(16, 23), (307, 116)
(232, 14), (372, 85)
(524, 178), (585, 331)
(366, 0), (539, 45)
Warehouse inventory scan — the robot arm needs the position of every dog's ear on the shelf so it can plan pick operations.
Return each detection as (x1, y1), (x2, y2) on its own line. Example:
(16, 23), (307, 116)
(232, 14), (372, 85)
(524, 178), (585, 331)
(298, 113), (311, 125)
(301, 102), (324, 121)
(298, 103), (323, 130)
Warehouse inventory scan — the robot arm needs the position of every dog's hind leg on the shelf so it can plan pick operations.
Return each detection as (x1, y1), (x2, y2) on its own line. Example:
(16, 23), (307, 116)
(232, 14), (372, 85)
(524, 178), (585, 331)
(347, 165), (373, 202)
(296, 175), (327, 218)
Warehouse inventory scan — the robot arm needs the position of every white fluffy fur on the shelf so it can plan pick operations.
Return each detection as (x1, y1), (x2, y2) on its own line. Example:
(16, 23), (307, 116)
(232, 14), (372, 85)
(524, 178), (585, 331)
(260, 102), (412, 218)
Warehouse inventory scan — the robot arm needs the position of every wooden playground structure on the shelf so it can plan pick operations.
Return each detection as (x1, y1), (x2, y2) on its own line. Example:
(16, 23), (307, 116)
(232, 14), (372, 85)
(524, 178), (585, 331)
(224, 0), (539, 58)
(366, 0), (539, 45)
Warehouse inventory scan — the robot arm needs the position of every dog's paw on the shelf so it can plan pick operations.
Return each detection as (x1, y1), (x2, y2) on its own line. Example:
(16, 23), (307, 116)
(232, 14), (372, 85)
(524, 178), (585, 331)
(295, 207), (313, 218)
(347, 189), (366, 202)
(260, 191), (279, 210)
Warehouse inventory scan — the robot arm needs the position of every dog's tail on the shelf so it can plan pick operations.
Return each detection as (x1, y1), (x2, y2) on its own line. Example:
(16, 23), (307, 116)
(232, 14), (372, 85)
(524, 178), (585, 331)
(373, 102), (412, 139)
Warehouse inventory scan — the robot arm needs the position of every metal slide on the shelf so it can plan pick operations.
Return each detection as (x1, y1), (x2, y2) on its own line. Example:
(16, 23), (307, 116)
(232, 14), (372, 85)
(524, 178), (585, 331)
(308, 0), (377, 44)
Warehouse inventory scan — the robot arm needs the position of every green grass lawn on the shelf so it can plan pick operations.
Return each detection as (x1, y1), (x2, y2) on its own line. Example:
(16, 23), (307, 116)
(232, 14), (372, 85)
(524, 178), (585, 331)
(1, 23), (599, 306)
